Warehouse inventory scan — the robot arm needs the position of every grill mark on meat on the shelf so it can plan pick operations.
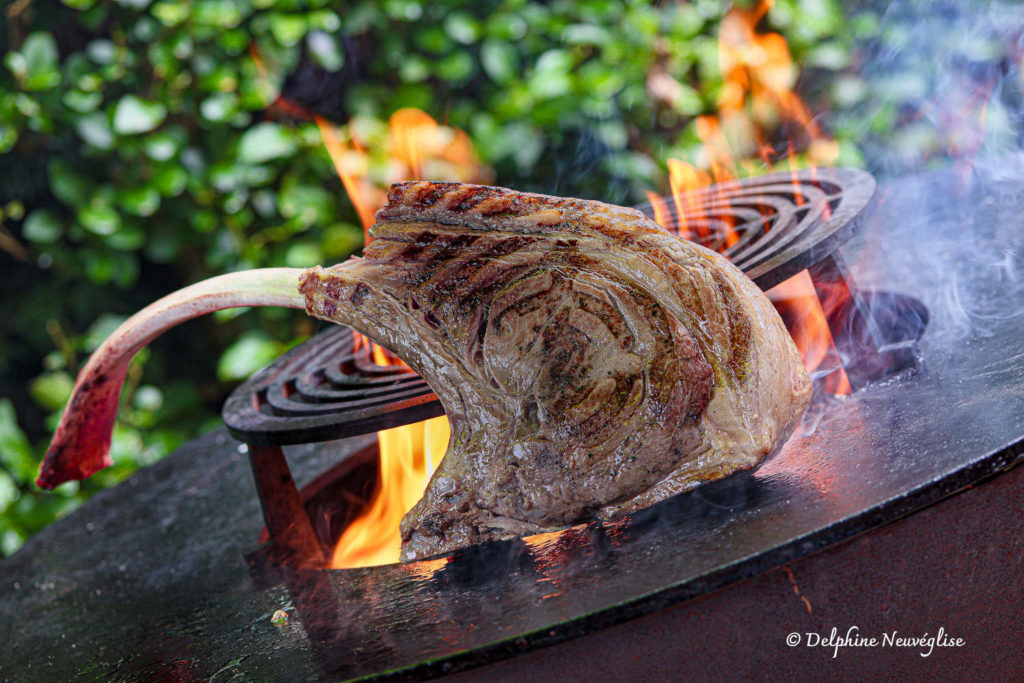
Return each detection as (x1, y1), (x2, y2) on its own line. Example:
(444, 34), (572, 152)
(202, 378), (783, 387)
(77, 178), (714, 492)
(717, 271), (754, 383)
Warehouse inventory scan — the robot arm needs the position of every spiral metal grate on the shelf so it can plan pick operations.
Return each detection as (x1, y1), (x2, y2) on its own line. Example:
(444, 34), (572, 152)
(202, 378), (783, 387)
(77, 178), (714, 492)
(223, 167), (875, 445)
(222, 327), (443, 445)
(634, 167), (875, 289)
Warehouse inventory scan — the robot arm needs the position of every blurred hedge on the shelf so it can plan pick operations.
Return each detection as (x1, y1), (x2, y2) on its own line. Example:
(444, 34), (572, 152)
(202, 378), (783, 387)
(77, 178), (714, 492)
(7, 0), (985, 556)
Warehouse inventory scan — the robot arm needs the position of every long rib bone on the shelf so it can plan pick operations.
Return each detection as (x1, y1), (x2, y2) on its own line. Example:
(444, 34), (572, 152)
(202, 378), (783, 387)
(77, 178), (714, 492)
(37, 268), (306, 489)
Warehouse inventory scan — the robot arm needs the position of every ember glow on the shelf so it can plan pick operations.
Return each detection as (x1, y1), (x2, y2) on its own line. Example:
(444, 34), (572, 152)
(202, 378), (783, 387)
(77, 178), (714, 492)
(647, 0), (850, 393)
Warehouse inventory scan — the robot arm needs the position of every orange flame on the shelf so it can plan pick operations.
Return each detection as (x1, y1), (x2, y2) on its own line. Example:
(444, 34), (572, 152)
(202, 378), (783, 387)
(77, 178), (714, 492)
(315, 116), (383, 236)
(768, 272), (851, 395)
(331, 415), (450, 568)
(390, 108), (438, 179)
(648, 1), (848, 392)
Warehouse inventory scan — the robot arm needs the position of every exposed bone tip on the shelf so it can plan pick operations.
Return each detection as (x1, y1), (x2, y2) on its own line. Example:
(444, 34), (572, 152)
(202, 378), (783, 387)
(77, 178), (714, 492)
(37, 409), (116, 489)
(36, 445), (112, 490)
(35, 268), (307, 489)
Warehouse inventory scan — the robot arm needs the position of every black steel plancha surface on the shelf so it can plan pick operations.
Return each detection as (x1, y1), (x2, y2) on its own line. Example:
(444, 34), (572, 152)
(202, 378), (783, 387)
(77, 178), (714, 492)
(3, 166), (1024, 680)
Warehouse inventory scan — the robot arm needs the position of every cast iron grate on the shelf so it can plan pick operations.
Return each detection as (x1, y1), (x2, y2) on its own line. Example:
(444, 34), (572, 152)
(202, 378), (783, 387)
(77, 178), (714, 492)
(633, 167), (874, 289)
(222, 323), (443, 447)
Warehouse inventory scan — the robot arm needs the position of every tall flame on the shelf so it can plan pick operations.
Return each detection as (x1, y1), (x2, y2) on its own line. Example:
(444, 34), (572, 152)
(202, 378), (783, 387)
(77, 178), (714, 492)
(648, 1), (849, 393)
(768, 271), (851, 395)
(313, 109), (487, 567)
(315, 116), (383, 237)
(253, 39), (488, 566)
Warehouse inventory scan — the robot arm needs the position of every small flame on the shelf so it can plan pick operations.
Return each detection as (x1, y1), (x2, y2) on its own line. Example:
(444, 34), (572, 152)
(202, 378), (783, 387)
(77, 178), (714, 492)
(389, 108), (488, 186)
(769, 271), (851, 395)
(331, 415), (450, 568)
(390, 108), (438, 179)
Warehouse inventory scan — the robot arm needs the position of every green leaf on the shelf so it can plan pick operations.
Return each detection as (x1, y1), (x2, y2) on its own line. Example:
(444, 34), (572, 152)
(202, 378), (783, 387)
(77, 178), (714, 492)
(398, 55), (430, 83)
(143, 132), (179, 161)
(444, 12), (480, 45)
(153, 164), (187, 197)
(437, 52), (474, 82)
(49, 160), (93, 206)
(199, 92), (238, 122)
(308, 9), (341, 32)
(529, 50), (573, 99)
(118, 187), (160, 217)
(0, 125), (16, 154)
(63, 89), (103, 113)
(8, 32), (61, 90)
(322, 222), (364, 259)
(269, 14), (308, 46)
(563, 24), (612, 46)
(133, 385), (163, 412)
(22, 209), (63, 243)
(307, 31), (344, 71)
(74, 112), (114, 150)
(415, 25), (451, 54)
(0, 399), (37, 483)
(480, 40), (518, 84)
(113, 95), (167, 134)
(237, 122), (296, 164)
(217, 331), (282, 381)
(151, 0), (189, 26)
(133, 15), (160, 40)
(284, 242), (322, 267)
(110, 424), (144, 466)
(86, 40), (116, 65)
(193, 0), (244, 28)
(104, 221), (145, 250)
(0, 471), (17, 513)
(85, 313), (127, 352)
(278, 182), (333, 227)
(29, 372), (74, 412)
(78, 203), (121, 235)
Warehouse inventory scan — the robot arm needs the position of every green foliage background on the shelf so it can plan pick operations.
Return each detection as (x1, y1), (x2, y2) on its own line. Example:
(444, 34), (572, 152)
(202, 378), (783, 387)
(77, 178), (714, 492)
(1, 0), (1017, 557)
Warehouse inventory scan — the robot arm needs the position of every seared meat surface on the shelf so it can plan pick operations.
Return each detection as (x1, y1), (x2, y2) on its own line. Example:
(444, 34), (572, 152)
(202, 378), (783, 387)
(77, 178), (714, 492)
(300, 182), (811, 561)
